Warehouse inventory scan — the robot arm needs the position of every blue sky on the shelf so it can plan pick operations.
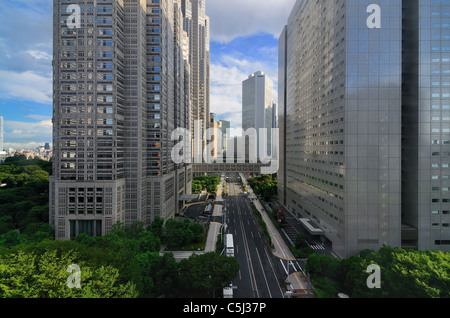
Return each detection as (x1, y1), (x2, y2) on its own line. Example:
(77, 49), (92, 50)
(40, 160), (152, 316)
(0, 0), (295, 149)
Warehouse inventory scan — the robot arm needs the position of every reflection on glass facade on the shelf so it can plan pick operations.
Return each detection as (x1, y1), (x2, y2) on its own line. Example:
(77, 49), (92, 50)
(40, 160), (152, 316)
(279, 0), (406, 258)
(403, 0), (450, 251)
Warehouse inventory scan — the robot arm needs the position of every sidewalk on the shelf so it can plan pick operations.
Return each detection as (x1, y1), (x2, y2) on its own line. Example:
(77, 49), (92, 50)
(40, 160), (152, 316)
(239, 173), (294, 260)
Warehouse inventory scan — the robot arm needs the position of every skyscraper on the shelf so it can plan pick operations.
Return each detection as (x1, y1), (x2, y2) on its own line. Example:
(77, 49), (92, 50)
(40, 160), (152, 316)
(242, 71), (275, 161)
(279, 0), (400, 258)
(401, 0), (450, 251)
(279, 0), (450, 257)
(218, 119), (231, 154)
(209, 113), (219, 158)
(181, 0), (210, 158)
(51, 0), (194, 240)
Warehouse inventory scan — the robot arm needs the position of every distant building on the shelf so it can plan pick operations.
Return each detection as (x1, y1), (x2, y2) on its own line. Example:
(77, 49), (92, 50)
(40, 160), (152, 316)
(218, 120), (230, 154)
(209, 113), (219, 158)
(242, 71), (275, 160)
(272, 101), (278, 129)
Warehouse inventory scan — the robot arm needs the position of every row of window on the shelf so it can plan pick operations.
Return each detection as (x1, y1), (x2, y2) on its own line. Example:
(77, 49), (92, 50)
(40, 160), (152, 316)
(60, 61), (115, 69)
(60, 5), (113, 13)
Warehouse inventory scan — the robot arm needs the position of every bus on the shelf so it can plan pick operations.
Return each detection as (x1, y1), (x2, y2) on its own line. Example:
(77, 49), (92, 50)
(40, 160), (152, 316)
(225, 234), (234, 257)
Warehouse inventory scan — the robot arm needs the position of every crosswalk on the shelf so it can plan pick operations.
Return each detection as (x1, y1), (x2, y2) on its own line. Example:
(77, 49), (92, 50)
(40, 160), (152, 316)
(309, 244), (326, 250)
(281, 221), (327, 251)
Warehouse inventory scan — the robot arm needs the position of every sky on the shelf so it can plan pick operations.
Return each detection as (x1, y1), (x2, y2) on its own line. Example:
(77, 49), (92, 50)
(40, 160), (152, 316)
(0, 0), (296, 150)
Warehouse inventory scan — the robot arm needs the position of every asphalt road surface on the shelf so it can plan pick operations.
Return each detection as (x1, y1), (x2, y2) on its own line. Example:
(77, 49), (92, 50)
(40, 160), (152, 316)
(223, 174), (289, 298)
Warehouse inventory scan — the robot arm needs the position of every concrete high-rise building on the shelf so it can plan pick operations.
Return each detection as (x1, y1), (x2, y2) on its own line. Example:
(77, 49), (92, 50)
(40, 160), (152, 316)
(181, 0), (210, 158)
(279, 0), (450, 257)
(218, 119), (230, 154)
(242, 71), (274, 161)
(51, 0), (193, 240)
(272, 102), (278, 129)
(209, 113), (219, 158)
(401, 0), (450, 251)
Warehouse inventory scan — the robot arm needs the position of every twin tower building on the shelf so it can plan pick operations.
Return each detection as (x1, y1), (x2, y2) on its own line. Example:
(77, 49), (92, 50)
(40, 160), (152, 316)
(51, 0), (209, 240)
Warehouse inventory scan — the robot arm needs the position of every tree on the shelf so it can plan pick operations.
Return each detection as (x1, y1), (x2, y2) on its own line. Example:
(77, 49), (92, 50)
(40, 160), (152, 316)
(306, 246), (450, 298)
(138, 229), (161, 253)
(137, 252), (180, 298)
(0, 230), (23, 248)
(178, 252), (240, 297)
(0, 249), (137, 298)
(248, 175), (278, 201)
(164, 219), (188, 249)
(149, 216), (165, 240)
(292, 234), (313, 258)
(0, 216), (14, 235)
(191, 222), (205, 244)
(0, 157), (51, 246)
(192, 176), (221, 194)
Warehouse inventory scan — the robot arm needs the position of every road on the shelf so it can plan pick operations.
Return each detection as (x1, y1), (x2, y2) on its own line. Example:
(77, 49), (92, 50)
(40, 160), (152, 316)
(223, 174), (289, 298)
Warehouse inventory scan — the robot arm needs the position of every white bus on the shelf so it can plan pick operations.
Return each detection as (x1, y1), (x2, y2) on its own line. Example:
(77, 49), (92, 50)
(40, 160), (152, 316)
(225, 234), (234, 257)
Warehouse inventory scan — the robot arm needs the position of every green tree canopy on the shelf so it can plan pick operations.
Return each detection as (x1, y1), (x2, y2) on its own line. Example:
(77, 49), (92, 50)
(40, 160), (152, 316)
(0, 249), (137, 298)
(305, 246), (450, 298)
(179, 252), (240, 297)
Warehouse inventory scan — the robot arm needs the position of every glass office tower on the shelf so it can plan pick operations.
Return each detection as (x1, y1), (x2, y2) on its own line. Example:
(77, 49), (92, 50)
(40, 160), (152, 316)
(279, 0), (403, 258)
(402, 0), (450, 251)
(279, 0), (450, 257)
(51, 0), (193, 240)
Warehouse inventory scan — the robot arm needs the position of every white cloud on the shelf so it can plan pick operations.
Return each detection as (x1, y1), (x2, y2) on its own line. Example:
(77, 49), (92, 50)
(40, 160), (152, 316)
(26, 50), (52, 61)
(208, 0), (296, 43)
(0, 70), (52, 105)
(25, 114), (52, 121)
(210, 54), (279, 129)
(0, 1), (52, 76)
(3, 119), (52, 148)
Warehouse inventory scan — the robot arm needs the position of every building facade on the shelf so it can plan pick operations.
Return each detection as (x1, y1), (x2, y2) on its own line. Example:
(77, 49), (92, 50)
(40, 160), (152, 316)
(218, 119), (230, 154)
(209, 113), (218, 158)
(279, 0), (403, 258)
(51, 0), (194, 240)
(402, 0), (450, 251)
(181, 0), (210, 158)
(279, 0), (450, 257)
(242, 71), (275, 161)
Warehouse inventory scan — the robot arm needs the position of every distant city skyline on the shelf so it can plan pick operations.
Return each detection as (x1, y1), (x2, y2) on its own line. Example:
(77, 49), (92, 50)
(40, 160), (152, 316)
(0, 0), (296, 149)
